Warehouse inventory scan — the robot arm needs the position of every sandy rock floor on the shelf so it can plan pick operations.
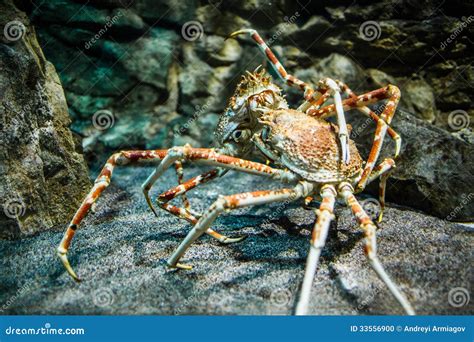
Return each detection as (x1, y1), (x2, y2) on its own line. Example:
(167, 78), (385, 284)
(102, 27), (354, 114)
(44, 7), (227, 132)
(1, 166), (472, 315)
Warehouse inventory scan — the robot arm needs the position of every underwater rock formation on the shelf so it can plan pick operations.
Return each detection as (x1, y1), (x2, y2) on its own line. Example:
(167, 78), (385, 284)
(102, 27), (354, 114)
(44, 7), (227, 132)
(0, 166), (471, 314)
(0, 1), (90, 239)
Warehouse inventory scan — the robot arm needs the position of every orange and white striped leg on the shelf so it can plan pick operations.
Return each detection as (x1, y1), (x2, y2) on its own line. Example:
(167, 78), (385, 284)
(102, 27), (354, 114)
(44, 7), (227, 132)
(228, 29), (318, 100)
(355, 85), (400, 191)
(367, 158), (396, 222)
(167, 182), (312, 270)
(142, 160), (190, 217)
(142, 145), (298, 194)
(173, 161), (191, 212)
(336, 81), (402, 159)
(307, 85), (401, 189)
(156, 169), (246, 244)
(338, 182), (415, 315)
(295, 185), (337, 315)
(228, 30), (351, 162)
(57, 149), (168, 281)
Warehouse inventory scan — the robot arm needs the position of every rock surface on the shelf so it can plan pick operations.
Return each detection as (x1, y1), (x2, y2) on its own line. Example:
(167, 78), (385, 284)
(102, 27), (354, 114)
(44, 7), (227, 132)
(0, 1), (91, 239)
(0, 166), (472, 315)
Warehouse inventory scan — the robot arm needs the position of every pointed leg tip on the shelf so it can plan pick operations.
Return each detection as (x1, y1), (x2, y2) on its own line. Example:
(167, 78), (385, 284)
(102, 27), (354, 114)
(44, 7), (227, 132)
(377, 212), (384, 223)
(220, 235), (247, 244)
(57, 251), (81, 282)
(227, 29), (254, 40)
(166, 261), (193, 270)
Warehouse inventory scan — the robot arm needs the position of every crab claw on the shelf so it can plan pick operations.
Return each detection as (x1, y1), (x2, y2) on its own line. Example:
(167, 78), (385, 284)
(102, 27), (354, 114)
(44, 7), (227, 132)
(219, 235), (247, 244)
(339, 133), (350, 164)
(226, 29), (256, 40)
(57, 250), (81, 282)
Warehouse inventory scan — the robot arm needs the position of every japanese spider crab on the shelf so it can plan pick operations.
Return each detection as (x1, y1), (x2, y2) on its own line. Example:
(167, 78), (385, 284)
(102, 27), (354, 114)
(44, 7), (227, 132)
(57, 29), (414, 315)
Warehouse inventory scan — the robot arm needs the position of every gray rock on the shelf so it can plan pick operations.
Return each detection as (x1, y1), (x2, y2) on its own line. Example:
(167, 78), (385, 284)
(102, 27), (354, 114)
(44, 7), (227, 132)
(0, 0), (90, 239)
(354, 109), (474, 221)
(0, 166), (471, 315)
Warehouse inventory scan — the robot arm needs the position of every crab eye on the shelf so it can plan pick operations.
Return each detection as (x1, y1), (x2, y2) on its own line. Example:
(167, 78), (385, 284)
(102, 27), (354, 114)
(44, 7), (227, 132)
(232, 130), (243, 141)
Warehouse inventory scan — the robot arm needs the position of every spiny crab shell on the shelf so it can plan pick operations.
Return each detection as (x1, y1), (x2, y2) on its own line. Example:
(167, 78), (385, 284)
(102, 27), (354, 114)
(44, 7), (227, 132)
(257, 109), (363, 183)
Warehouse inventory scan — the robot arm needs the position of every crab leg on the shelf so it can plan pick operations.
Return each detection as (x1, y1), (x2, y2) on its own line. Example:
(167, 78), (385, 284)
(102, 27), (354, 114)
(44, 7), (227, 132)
(335, 81), (402, 159)
(228, 29), (350, 163)
(58, 150), (166, 281)
(57, 150), (238, 281)
(173, 161), (191, 212)
(228, 29), (312, 96)
(304, 78), (350, 163)
(308, 84), (402, 157)
(295, 184), (337, 315)
(338, 182), (415, 315)
(307, 85), (401, 190)
(167, 182), (311, 270)
(368, 158), (396, 222)
(155, 169), (246, 244)
(142, 145), (297, 193)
